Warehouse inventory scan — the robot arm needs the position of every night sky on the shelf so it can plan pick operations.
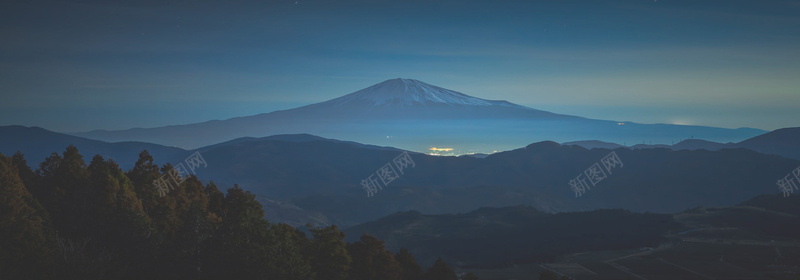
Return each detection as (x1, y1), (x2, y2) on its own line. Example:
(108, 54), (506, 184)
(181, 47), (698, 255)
(1, 0), (798, 133)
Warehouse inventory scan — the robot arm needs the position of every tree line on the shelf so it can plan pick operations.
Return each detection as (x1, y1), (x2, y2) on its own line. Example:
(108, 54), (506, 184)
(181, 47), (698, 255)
(0, 146), (469, 280)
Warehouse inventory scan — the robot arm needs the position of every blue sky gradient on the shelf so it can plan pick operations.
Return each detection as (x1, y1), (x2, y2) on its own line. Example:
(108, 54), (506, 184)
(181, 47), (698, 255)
(1, 0), (798, 132)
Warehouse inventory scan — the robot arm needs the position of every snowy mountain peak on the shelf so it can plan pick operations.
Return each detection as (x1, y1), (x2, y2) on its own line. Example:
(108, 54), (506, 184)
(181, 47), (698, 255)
(324, 78), (515, 107)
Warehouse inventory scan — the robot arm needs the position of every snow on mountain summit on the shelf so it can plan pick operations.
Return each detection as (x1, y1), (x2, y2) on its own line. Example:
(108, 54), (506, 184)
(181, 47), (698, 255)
(323, 78), (521, 107)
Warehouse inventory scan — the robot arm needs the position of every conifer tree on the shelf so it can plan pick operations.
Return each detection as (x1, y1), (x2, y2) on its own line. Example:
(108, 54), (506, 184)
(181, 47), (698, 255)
(125, 150), (160, 213)
(395, 248), (424, 280)
(206, 184), (274, 279)
(348, 234), (401, 280)
(34, 148), (123, 279)
(86, 155), (152, 279)
(205, 181), (226, 221)
(0, 153), (55, 279)
(35, 146), (91, 239)
(161, 176), (215, 279)
(11, 151), (37, 189)
(308, 225), (352, 280)
(267, 223), (314, 280)
(425, 258), (458, 280)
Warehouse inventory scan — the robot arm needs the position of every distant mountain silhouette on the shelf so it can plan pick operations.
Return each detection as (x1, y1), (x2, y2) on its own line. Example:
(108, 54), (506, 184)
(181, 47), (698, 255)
(72, 78), (765, 153)
(190, 136), (797, 226)
(567, 127), (800, 160)
(4, 126), (797, 228)
(677, 194), (800, 241)
(562, 140), (624, 150)
(4, 125), (798, 278)
(671, 138), (735, 151)
(0, 125), (187, 169)
(342, 194), (800, 269)
(199, 133), (402, 152)
(737, 127), (800, 160)
(343, 206), (678, 267)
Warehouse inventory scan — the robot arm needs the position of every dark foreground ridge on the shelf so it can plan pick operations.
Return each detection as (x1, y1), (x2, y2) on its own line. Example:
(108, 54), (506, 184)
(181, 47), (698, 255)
(0, 148), (462, 280)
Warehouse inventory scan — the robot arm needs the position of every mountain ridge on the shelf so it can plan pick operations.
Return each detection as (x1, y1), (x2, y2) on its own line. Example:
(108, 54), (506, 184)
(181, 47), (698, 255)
(342, 194), (800, 278)
(3, 125), (798, 228)
(563, 127), (800, 160)
(68, 79), (766, 152)
(0, 125), (187, 169)
(312, 78), (547, 114)
(276, 78), (579, 121)
(322, 78), (513, 107)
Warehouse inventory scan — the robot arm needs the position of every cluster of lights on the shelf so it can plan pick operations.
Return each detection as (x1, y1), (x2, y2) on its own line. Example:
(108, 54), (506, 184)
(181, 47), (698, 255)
(427, 147), (499, 157)
(427, 147), (455, 156)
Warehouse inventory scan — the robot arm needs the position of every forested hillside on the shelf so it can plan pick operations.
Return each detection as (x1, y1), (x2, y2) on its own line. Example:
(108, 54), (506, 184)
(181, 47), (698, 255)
(0, 146), (458, 280)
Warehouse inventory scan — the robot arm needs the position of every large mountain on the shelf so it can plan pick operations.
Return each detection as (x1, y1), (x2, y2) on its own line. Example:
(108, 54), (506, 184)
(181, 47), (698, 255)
(72, 78), (765, 153)
(285, 78), (575, 119)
